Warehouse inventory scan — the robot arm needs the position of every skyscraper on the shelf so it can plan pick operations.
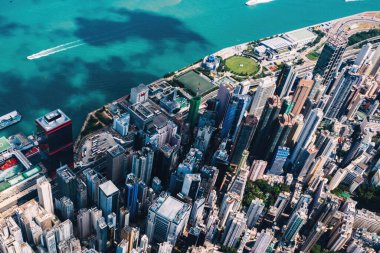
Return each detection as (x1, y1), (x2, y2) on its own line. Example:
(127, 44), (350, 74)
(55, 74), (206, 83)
(291, 79), (313, 116)
(247, 198), (265, 228)
(77, 208), (91, 241)
(216, 81), (235, 126)
(99, 180), (120, 217)
(265, 114), (293, 160)
(222, 212), (247, 248)
(290, 108), (323, 167)
(106, 144), (126, 184)
(181, 174), (201, 200)
(230, 115), (258, 165)
(188, 96), (201, 130)
(275, 63), (297, 98)
(249, 77), (276, 117)
(251, 229), (274, 253)
(35, 109), (73, 173)
(324, 69), (363, 119)
(267, 146), (290, 175)
(56, 165), (77, 206)
(249, 160), (267, 182)
(301, 222), (327, 253)
(313, 36), (347, 93)
(132, 147), (154, 185)
(36, 177), (54, 214)
(221, 95), (250, 139)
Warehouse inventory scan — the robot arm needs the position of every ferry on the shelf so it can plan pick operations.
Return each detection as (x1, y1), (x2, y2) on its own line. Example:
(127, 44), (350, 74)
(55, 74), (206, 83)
(246, 0), (272, 6)
(0, 111), (22, 130)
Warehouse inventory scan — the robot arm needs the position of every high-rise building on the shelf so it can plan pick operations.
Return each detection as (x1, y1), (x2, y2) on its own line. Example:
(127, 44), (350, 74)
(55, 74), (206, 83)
(216, 81), (235, 126)
(221, 95), (250, 139)
(181, 174), (201, 200)
(157, 241), (173, 253)
(116, 240), (129, 253)
(130, 84), (149, 104)
(290, 108), (323, 167)
(107, 144), (126, 184)
(230, 115), (258, 165)
(96, 217), (109, 252)
(301, 222), (327, 253)
(99, 180), (120, 217)
(275, 63), (297, 98)
(35, 109), (73, 172)
(324, 69), (363, 119)
(146, 193), (191, 244)
(77, 208), (91, 241)
(249, 160), (267, 182)
(113, 113), (130, 137)
(295, 144), (318, 179)
(36, 177), (54, 214)
(283, 208), (307, 243)
(251, 96), (282, 159)
(313, 36), (347, 93)
(286, 114), (304, 148)
(56, 165), (77, 206)
(247, 198), (265, 228)
(222, 212), (247, 248)
(154, 144), (178, 187)
(56, 196), (74, 221)
(251, 229), (274, 253)
(188, 96), (202, 130)
(132, 147), (154, 185)
(267, 146), (290, 175)
(249, 77), (276, 117)
(265, 114), (293, 160)
(291, 79), (313, 116)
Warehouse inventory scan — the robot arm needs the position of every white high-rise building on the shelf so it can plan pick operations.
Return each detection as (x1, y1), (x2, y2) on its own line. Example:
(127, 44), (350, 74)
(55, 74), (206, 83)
(251, 229), (273, 253)
(247, 198), (265, 228)
(36, 177), (54, 214)
(130, 84), (149, 104)
(249, 160), (267, 182)
(222, 212), (247, 248)
(249, 77), (276, 117)
(157, 241), (173, 253)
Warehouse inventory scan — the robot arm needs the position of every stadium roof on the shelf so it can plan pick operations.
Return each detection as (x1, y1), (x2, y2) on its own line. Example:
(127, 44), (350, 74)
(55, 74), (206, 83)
(261, 37), (293, 51)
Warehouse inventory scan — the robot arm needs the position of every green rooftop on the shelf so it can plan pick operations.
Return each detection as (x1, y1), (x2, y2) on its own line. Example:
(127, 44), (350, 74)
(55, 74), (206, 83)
(175, 70), (216, 97)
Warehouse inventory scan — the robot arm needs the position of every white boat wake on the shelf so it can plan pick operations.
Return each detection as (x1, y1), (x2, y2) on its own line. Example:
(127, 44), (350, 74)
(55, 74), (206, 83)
(27, 40), (85, 60)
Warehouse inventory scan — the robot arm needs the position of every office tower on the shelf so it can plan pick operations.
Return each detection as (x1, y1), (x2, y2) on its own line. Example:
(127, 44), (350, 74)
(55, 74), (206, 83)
(247, 198), (265, 228)
(325, 70), (363, 119)
(77, 208), (91, 241)
(237, 150), (249, 172)
(211, 141), (230, 188)
(222, 212), (247, 248)
(275, 63), (297, 98)
(36, 177), (54, 214)
(157, 241), (173, 253)
(43, 229), (57, 253)
(309, 74), (323, 101)
(35, 109), (73, 172)
(295, 144), (318, 178)
(190, 198), (205, 226)
(290, 108), (323, 166)
(199, 166), (218, 199)
(113, 113), (130, 137)
(99, 180), (120, 217)
(305, 156), (327, 185)
(228, 168), (249, 200)
(251, 229), (274, 253)
(106, 144), (126, 184)
(83, 169), (107, 206)
(286, 114), (304, 148)
(146, 194), (191, 244)
(273, 192), (290, 220)
(283, 208), (307, 243)
(216, 81), (235, 126)
(130, 84), (148, 104)
(55, 220), (74, 242)
(119, 207), (130, 228)
(267, 147), (289, 175)
(251, 96), (282, 159)
(96, 217), (108, 253)
(301, 222), (327, 253)
(181, 174), (201, 200)
(194, 125), (214, 152)
(56, 196), (74, 221)
(140, 234), (149, 251)
(221, 95), (250, 139)
(188, 96), (201, 130)
(132, 147), (154, 184)
(249, 160), (267, 181)
(249, 77), (276, 117)
(230, 115), (258, 165)
(120, 226), (140, 252)
(117, 240), (129, 253)
(56, 165), (76, 201)
(313, 36), (347, 92)
(265, 114), (293, 160)
(154, 144), (178, 186)
(291, 79), (313, 115)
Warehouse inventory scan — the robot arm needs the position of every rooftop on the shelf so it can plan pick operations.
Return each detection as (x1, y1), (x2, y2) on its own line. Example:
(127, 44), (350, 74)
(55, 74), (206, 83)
(99, 180), (119, 196)
(0, 137), (11, 153)
(35, 109), (71, 133)
(157, 196), (187, 221)
(261, 37), (293, 51)
(284, 28), (317, 43)
(175, 70), (216, 97)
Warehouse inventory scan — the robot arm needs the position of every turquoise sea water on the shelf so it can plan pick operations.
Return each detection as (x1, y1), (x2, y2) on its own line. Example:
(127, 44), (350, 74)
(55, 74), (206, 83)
(0, 0), (379, 136)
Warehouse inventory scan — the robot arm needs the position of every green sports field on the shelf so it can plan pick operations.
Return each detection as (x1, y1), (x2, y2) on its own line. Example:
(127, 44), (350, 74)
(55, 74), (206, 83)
(225, 56), (259, 76)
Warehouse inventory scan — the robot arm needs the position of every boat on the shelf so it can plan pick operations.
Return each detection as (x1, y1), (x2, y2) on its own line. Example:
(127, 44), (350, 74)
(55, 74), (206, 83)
(246, 0), (272, 6)
(0, 111), (22, 130)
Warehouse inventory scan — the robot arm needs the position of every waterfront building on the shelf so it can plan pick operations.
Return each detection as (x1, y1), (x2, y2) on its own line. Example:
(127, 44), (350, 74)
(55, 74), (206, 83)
(35, 109), (73, 172)
(130, 84), (149, 104)
(113, 113), (130, 137)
